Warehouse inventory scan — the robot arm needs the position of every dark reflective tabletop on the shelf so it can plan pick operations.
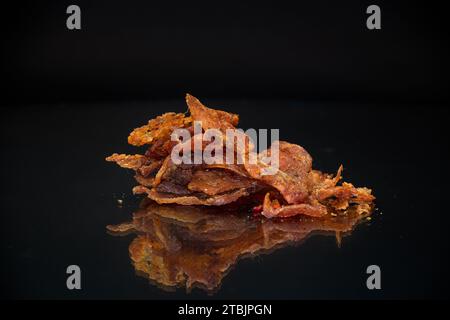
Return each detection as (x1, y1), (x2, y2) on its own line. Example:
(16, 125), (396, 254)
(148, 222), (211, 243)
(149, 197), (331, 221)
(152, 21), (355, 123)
(107, 198), (372, 294)
(1, 100), (449, 299)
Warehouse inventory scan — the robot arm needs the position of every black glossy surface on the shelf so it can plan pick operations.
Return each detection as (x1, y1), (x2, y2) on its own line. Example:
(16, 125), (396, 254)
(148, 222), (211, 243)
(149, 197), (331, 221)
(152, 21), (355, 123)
(1, 100), (449, 299)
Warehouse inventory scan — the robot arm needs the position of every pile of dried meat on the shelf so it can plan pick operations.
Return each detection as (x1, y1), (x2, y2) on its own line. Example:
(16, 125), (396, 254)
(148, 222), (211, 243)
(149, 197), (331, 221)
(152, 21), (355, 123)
(106, 94), (374, 218)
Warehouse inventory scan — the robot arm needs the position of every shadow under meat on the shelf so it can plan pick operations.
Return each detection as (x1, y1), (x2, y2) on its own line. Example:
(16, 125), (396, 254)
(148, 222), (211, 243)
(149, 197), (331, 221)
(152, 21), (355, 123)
(107, 198), (372, 294)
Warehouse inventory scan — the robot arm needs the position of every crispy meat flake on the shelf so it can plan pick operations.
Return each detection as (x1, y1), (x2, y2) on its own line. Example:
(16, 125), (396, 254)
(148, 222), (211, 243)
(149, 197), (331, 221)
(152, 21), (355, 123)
(128, 112), (191, 147)
(186, 94), (239, 131)
(187, 169), (257, 196)
(106, 153), (149, 170)
(244, 141), (313, 204)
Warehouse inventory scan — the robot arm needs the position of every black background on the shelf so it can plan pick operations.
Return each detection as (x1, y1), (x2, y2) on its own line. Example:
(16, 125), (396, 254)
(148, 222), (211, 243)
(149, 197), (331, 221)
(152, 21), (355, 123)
(1, 0), (450, 300)
(2, 0), (449, 103)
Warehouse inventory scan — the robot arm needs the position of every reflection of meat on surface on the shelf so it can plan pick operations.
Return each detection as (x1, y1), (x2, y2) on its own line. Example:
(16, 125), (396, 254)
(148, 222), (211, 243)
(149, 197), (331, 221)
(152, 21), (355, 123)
(107, 200), (373, 293)
(106, 94), (375, 219)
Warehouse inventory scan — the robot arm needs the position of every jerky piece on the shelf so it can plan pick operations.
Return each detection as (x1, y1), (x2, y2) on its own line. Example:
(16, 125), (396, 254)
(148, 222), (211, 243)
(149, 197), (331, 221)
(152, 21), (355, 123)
(153, 157), (173, 187)
(186, 94), (239, 131)
(245, 141), (312, 204)
(307, 165), (342, 192)
(315, 182), (375, 210)
(133, 185), (252, 206)
(171, 132), (210, 156)
(138, 159), (163, 177)
(134, 174), (155, 187)
(261, 193), (327, 218)
(205, 163), (251, 178)
(145, 139), (178, 159)
(154, 161), (194, 195)
(308, 166), (375, 211)
(316, 182), (374, 203)
(151, 158), (258, 202)
(106, 222), (135, 233)
(106, 153), (148, 170)
(156, 180), (193, 196)
(187, 169), (256, 196)
(107, 153), (161, 187)
(128, 112), (191, 147)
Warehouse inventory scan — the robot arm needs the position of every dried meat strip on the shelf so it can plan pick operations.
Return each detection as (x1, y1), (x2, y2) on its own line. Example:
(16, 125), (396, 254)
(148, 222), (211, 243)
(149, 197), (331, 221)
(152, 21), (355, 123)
(133, 185), (253, 206)
(187, 169), (257, 196)
(128, 112), (191, 147)
(186, 94), (239, 131)
(244, 141), (312, 204)
(261, 192), (327, 218)
(106, 153), (149, 170)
